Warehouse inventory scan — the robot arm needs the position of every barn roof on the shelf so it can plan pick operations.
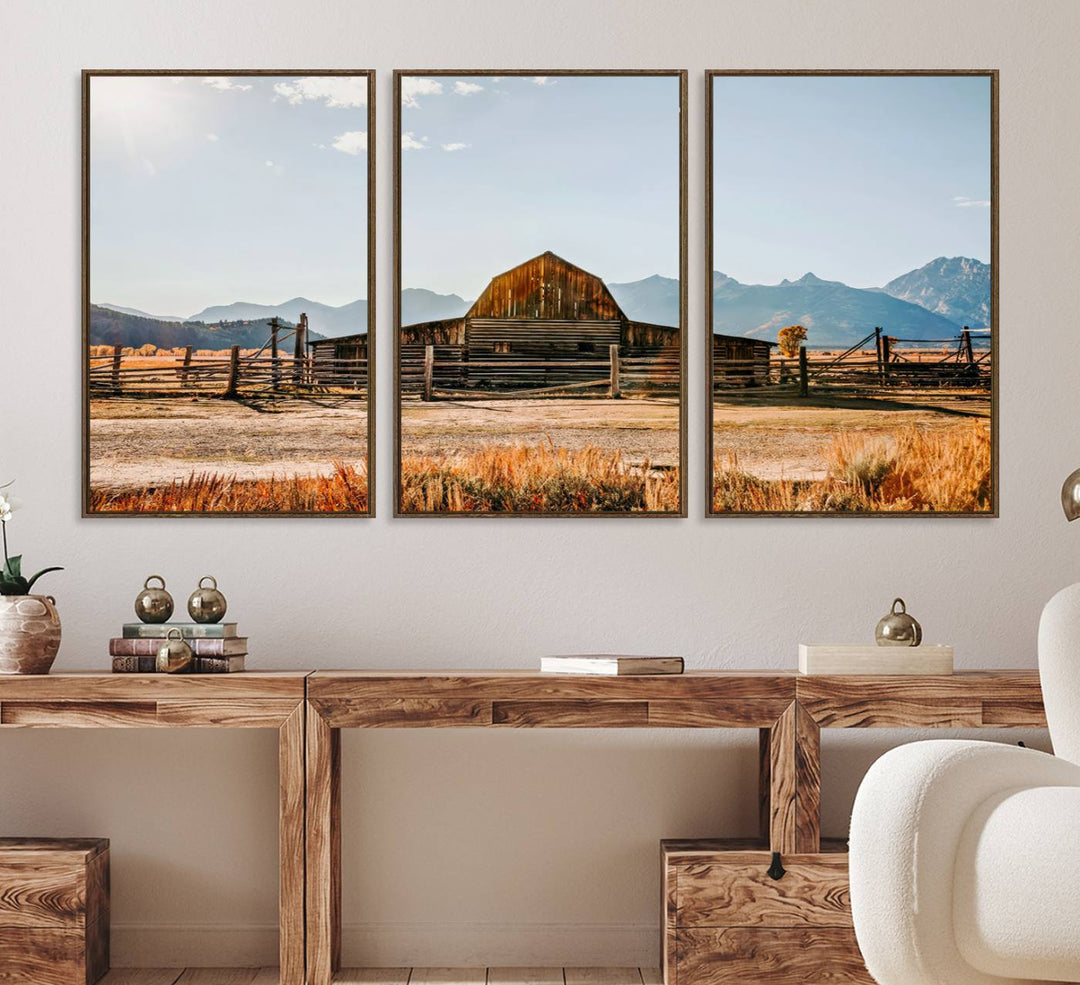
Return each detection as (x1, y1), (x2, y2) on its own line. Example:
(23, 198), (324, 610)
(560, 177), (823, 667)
(465, 251), (627, 322)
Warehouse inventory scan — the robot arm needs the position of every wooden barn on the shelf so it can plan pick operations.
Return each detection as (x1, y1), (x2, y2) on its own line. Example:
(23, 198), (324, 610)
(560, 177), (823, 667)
(400, 251), (679, 359)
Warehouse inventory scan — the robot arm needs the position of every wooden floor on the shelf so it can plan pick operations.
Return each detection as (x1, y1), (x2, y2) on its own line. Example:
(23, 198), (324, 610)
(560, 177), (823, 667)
(100, 969), (662, 985)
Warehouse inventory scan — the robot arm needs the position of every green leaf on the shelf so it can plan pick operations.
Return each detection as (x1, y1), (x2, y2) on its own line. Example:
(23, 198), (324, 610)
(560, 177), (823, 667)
(25, 567), (63, 591)
(3, 555), (22, 578)
(0, 572), (30, 595)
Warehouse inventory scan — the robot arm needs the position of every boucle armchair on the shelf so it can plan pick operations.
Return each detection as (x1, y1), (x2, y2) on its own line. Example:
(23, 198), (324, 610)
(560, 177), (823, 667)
(848, 582), (1080, 985)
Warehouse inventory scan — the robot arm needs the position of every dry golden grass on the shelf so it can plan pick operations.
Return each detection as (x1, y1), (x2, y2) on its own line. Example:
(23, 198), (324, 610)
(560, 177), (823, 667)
(88, 461), (368, 513)
(713, 423), (991, 513)
(400, 443), (679, 513)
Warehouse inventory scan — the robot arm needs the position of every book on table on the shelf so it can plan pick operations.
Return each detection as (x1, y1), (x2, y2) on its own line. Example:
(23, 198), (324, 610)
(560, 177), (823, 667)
(110, 637), (248, 657)
(121, 622), (239, 639)
(111, 654), (246, 674)
(540, 655), (684, 676)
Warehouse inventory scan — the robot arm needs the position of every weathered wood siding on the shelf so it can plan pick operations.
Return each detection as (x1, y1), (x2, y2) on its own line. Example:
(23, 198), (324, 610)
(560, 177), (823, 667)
(400, 318), (466, 346)
(466, 318), (621, 360)
(713, 334), (774, 388)
(624, 321), (679, 347)
(466, 252), (625, 321)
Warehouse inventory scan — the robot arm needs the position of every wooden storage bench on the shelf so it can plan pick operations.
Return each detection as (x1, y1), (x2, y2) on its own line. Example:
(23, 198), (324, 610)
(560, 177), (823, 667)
(0, 837), (109, 985)
(662, 838), (872, 985)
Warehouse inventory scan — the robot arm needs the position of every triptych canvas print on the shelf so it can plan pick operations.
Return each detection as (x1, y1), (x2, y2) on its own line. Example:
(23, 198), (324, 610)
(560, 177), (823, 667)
(82, 69), (994, 518)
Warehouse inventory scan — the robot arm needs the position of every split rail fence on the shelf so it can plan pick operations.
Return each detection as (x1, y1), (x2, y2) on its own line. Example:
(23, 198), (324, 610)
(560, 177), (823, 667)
(400, 344), (680, 400)
(88, 316), (368, 399)
(713, 327), (992, 396)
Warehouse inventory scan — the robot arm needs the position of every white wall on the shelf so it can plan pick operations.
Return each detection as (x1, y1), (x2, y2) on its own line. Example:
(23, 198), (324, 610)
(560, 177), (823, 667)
(1, 0), (1077, 968)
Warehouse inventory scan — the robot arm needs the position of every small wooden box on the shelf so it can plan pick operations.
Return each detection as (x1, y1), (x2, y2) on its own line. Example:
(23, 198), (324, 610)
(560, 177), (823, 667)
(661, 838), (872, 985)
(0, 838), (109, 985)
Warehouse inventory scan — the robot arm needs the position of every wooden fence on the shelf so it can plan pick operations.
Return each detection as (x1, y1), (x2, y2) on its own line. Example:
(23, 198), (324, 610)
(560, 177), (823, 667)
(88, 343), (368, 398)
(713, 327), (992, 395)
(400, 344), (680, 399)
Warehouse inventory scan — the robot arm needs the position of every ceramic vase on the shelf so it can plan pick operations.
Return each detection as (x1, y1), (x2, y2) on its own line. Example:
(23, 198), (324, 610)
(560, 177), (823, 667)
(0, 594), (61, 674)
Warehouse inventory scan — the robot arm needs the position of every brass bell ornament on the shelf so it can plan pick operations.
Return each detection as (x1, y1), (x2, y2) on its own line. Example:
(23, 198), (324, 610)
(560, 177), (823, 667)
(188, 576), (227, 624)
(135, 575), (174, 624)
(156, 628), (193, 673)
(875, 598), (923, 647)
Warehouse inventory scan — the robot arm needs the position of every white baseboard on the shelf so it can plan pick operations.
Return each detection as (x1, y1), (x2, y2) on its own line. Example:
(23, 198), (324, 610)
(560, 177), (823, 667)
(111, 922), (660, 968)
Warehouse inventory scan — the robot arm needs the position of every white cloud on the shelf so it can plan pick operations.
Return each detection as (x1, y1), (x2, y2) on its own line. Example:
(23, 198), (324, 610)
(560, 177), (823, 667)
(273, 77), (367, 109)
(529, 76), (556, 86)
(264, 160), (285, 176)
(954, 195), (990, 208)
(205, 132), (219, 142)
(453, 81), (483, 96)
(441, 142), (469, 152)
(401, 77), (444, 108)
(402, 131), (428, 150)
(331, 130), (367, 155)
(202, 77), (253, 92)
(265, 160), (274, 167)
(141, 158), (157, 175)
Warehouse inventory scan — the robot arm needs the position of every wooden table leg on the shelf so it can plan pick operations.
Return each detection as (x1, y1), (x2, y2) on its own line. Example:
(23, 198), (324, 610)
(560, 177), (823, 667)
(307, 703), (341, 985)
(279, 705), (305, 985)
(766, 701), (821, 854)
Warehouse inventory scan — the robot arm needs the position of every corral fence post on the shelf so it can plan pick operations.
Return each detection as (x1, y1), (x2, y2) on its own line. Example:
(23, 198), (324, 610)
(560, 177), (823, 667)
(181, 345), (193, 389)
(960, 326), (974, 366)
(798, 345), (809, 397)
(422, 344), (435, 401)
(875, 326), (883, 383)
(224, 344), (241, 398)
(293, 313), (307, 387)
(609, 344), (621, 399)
(270, 317), (281, 392)
(881, 334), (891, 383)
(110, 344), (122, 394)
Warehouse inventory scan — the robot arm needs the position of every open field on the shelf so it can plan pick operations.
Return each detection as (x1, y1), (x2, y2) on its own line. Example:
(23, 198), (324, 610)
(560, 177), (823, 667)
(712, 390), (991, 513)
(88, 396), (368, 512)
(399, 396), (681, 513)
(401, 395), (680, 466)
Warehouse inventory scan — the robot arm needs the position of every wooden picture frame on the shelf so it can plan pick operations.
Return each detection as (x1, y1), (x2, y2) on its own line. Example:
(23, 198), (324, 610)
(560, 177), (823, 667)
(82, 69), (376, 517)
(706, 70), (998, 517)
(393, 70), (688, 517)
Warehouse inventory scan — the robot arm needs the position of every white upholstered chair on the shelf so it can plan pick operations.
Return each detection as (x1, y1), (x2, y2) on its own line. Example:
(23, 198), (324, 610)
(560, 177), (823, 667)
(848, 582), (1080, 985)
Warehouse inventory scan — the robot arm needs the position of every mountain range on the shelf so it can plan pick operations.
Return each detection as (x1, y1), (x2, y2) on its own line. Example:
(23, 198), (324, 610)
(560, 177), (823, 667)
(92, 257), (990, 351)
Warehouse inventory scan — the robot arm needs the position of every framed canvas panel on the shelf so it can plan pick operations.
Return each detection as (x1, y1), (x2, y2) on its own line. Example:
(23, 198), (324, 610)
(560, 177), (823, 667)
(706, 70), (997, 517)
(83, 70), (375, 516)
(394, 70), (687, 517)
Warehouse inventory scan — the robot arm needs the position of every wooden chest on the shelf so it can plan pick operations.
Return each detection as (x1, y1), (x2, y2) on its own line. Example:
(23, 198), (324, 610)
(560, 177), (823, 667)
(0, 838), (109, 985)
(661, 838), (872, 985)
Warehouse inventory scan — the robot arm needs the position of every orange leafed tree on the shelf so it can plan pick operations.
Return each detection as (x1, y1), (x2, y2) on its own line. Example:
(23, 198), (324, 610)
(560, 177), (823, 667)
(778, 324), (807, 357)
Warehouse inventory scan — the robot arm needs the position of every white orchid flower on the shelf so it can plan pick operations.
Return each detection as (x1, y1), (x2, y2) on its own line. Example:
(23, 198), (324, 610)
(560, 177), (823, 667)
(0, 493), (22, 522)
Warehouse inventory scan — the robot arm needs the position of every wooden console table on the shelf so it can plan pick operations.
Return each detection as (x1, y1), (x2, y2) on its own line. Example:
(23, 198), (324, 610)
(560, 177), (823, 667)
(305, 669), (1045, 985)
(0, 672), (308, 985)
(0, 669), (1047, 984)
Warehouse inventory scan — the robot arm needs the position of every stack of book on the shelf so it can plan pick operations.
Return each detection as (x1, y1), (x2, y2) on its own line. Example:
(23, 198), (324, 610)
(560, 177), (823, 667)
(110, 622), (247, 673)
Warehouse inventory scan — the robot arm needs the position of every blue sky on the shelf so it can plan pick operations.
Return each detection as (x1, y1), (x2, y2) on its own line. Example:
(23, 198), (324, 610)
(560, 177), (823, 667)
(90, 75), (368, 316)
(400, 75), (681, 298)
(712, 75), (991, 287)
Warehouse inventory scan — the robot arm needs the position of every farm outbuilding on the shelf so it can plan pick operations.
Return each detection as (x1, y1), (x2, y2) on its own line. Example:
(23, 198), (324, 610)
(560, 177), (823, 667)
(712, 333), (776, 387)
(307, 333), (369, 389)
